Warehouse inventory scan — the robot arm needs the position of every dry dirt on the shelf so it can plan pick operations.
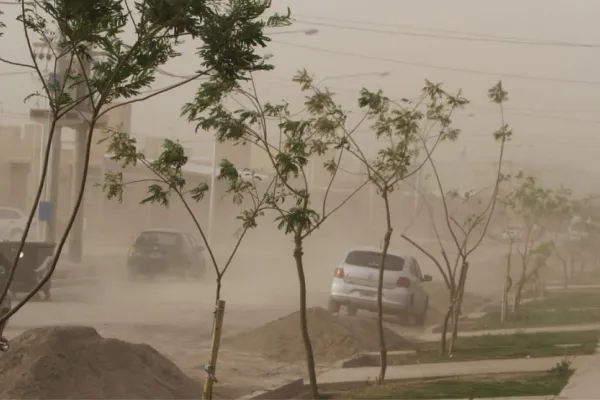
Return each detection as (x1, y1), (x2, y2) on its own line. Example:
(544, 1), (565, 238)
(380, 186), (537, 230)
(226, 307), (414, 365)
(3, 238), (501, 399)
(0, 326), (206, 399)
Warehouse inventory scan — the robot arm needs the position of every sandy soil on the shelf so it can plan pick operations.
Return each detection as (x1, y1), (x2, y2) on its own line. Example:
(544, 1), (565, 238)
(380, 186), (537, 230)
(4, 238), (506, 398)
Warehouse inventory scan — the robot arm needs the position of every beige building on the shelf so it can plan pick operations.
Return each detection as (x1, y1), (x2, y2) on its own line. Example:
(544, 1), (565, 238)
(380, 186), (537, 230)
(0, 108), (440, 251)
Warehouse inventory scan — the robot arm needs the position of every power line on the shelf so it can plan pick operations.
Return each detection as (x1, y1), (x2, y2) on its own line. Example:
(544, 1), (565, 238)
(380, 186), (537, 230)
(294, 19), (600, 49)
(272, 40), (600, 87)
(293, 14), (598, 48)
(0, 71), (30, 76)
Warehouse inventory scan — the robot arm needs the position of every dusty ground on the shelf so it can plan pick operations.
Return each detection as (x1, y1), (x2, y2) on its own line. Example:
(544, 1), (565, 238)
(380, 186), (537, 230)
(4, 238), (507, 398)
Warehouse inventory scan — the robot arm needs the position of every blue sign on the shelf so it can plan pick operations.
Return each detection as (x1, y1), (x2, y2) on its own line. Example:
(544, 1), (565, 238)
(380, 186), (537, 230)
(38, 201), (53, 222)
(47, 72), (61, 86)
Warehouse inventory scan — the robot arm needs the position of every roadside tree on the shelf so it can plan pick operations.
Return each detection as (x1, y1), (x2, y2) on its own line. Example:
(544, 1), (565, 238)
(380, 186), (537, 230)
(304, 76), (469, 383)
(401, 81), (511, 356)
(182, 69), (457, 397)
(503, 173), (557, 312)
(100, 133), (275, 399)
(0, 0), (289, 371)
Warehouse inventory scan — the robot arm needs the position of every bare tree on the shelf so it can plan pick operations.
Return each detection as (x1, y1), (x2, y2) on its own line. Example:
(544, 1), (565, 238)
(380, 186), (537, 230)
(304, 77), (468, 383)
(100, 132), (275, 399)
(503, 173), (557, 312)
(182, 71), (376, 399)
(401, 81), (511, 356)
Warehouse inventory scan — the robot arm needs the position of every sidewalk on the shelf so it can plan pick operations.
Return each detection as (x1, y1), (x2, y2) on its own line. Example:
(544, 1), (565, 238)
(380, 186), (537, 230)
(315, 356), (591, 384)
(419, 323), (600, 342)
(557, 351), (600, 399)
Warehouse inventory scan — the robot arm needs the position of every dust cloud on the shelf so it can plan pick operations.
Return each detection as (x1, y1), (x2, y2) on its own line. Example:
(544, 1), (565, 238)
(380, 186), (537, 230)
(4, 196), (506, 396)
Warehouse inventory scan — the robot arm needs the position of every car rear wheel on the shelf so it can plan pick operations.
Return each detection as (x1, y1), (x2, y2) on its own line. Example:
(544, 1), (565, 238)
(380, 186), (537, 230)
(327, 297), (340, 314)
(414, 298), (428, 326)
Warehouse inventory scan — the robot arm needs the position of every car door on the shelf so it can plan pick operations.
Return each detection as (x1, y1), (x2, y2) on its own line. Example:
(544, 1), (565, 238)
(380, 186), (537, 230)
(414, 261), (430, 312)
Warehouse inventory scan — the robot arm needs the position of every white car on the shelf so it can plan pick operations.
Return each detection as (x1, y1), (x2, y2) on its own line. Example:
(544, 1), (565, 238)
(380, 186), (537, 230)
(328, 246), (431, 325)
(0, 207), (28, 241)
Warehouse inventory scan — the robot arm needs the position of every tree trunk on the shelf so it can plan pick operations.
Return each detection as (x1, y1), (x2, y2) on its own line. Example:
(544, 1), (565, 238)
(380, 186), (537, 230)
(560, 258), (568, 289)
(501, 241), (513, 323)
(569, 255), (576, 284)
(376, 192), (393, 384)
(439, 288), (455, 357)
(512, 281), (524, 313)
(293, 234), (319, 399)
(449, 261), (469, 354)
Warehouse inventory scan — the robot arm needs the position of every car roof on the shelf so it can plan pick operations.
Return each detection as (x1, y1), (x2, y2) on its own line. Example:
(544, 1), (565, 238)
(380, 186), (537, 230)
(345, 246), (415, 262)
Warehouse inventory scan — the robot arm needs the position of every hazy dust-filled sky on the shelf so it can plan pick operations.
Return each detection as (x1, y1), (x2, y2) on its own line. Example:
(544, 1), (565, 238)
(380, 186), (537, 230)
(1, 0), (599, 186)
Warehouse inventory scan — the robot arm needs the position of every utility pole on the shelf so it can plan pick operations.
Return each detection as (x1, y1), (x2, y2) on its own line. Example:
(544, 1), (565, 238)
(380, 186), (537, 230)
(31, 41), (106, 261)
(68, 51), (94, 263)
(30, 40), (68, 243)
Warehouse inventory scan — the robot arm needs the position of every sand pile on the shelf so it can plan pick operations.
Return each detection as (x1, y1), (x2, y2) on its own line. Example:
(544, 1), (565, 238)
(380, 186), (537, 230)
(227, 307), (413, 364)
(0, 326), (203, 399)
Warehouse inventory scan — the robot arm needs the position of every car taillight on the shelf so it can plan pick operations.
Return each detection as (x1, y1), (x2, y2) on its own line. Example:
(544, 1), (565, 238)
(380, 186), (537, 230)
(396, 277), (410, 288)
(334, 268), (345, 278)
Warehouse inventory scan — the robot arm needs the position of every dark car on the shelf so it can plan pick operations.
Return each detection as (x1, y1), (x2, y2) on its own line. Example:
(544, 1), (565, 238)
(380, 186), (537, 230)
(0, 251), (12, 311)
(126, 229), (207, 280)
(0, 241), (53, 301)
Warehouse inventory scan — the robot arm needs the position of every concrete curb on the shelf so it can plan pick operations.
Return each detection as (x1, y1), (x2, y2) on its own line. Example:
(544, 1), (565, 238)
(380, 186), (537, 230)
(238, 378), (304, 400)
(337, 350), (417, 368)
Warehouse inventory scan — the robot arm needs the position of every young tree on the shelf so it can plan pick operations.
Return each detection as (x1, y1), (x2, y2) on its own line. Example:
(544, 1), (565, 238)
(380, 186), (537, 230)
(547, 188), (573, 289)
(182, 70), (385, 399)
(401, 81), (511, 356)
(503, 173), (556, 311)
(100, 132), (274, 399)
(559, 196), (600, 284)
(313, 78), (468, 383)
(0, 0), (289, 344)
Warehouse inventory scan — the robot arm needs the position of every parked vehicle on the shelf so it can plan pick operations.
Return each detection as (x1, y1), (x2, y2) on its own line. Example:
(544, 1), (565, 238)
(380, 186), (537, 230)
(0, 207), (28, 241)
(126, 229), (207, 280)
(0, 241), (54, 301)
(328, 246), (432, 325)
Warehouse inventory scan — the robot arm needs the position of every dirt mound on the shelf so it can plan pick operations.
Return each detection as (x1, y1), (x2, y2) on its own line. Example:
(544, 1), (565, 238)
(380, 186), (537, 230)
(0, 326), (204, 399)
(227, 307), (413, 364)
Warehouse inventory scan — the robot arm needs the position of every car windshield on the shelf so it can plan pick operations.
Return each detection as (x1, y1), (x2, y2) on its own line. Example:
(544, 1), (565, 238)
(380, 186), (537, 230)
(344, 251), (404, 271)
(136, 232), (179, 247)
